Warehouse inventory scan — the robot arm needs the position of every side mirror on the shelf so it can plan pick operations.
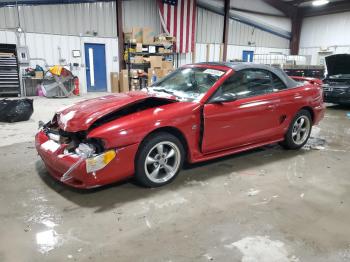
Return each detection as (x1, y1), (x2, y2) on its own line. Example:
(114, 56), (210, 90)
(210, 93), (237, 104)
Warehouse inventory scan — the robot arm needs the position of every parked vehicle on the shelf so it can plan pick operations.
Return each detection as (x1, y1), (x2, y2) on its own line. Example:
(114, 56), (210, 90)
(35, 63), (325, 188)
(323, 54), (350, 105)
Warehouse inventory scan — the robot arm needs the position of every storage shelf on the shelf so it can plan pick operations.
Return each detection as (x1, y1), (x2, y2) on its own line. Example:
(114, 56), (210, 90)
(124, 41), (175, 91)
(124, 43), (173, 47)
(129, 52), (174, 56)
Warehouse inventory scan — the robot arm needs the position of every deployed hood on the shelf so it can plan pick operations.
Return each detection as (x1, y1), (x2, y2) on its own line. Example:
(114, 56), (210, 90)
(325, 54), (350, 77)
(56, 91), (175, 132)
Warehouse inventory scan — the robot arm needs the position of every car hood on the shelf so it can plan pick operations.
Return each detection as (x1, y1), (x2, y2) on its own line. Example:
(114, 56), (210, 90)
(56, 91), (176, 132)
(325, 54), (350, 77)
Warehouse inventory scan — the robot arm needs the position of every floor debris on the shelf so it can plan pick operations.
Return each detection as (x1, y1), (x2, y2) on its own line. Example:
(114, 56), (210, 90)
(303, 137), (326, 150)
(225, 236), (297, 262)
(247, 189), (260, 196)
(203, 253), (214, 260)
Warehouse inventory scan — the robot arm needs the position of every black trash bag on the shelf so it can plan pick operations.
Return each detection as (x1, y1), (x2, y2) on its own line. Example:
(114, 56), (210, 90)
(0, 99), (34, 123)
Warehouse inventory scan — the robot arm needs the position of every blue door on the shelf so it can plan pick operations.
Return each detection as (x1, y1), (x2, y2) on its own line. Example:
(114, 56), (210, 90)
(84, 43), (107, 92)
(242, 50), (254, 62)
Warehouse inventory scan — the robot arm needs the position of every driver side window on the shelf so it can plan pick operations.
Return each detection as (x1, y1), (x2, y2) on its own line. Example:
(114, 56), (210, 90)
(216, 69), (274, 99)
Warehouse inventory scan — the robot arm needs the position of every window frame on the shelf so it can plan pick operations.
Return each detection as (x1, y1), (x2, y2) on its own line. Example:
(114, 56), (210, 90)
(209, 68), (284, 103)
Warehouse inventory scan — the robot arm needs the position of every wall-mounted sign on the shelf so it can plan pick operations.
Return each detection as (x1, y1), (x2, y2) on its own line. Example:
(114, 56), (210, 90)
(72, 50), (81, 58)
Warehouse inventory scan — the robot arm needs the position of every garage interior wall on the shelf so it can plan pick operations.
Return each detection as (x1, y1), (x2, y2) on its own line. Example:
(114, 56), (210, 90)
(299, 11), (350, 65)
(0, 0), (293, 94)
(0, 2), (119, 94)
(120, 0), (291, 66)
(195, 6), (290, 64)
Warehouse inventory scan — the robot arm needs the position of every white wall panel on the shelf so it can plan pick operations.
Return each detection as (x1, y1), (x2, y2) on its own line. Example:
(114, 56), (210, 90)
(228, 18), (289, 48)
(196, 7), (289, 49)
(300, 12), (350, 48)
(1, 29), (118, 94)
(122, 0), (161, 33)
(227, 45), (289, 61)
(299, 11), (350, 65)
(232, 11), (291, 32)
(196, 7), (224, 44)
(0, 2), (117, 37)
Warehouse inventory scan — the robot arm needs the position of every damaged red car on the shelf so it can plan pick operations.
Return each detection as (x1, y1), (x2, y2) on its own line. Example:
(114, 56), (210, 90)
(35, 63), (325, 188)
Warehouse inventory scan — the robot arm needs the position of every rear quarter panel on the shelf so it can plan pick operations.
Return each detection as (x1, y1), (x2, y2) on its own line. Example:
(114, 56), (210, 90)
(276, 82), (324, 134)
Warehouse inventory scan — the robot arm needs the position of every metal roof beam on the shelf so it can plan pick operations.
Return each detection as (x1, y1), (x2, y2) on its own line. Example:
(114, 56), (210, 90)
(261, 0), (297, 17)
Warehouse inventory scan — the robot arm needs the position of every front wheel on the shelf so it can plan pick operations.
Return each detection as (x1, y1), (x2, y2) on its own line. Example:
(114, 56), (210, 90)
(281, 110), (312, 149)
(135, 132), (185, 187)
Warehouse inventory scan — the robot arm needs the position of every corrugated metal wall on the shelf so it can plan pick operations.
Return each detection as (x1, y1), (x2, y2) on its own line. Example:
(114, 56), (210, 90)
(228, 19), (289, 48)
(122, 0), (161, 33)
(0, 2), (117, 37)
(299, 11), (350, 65)
(196, 7), (289, 49)
(196, 7), (224, 44)
(0, 29), (119, 93)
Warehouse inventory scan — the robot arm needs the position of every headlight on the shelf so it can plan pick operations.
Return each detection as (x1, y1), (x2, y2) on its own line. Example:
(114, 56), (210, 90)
(86, 150), (117, 173)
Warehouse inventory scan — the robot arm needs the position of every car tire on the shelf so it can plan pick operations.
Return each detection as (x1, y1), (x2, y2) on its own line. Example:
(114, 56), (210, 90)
(281, 109), (312, 150)
(135, 132), (185, 187)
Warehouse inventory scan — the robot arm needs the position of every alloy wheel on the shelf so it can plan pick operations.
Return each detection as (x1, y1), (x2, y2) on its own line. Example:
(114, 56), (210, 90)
(144, 141), (181, 183)
(292, 116), (311, 145)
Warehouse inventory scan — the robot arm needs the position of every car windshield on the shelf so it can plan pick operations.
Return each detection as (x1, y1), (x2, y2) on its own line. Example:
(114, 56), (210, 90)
(150, 67), (225, 101)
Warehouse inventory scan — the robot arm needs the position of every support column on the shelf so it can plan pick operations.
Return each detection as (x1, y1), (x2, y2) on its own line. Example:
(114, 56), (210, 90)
(290, 11), (302, 55)
(223, 0), (230, 61)
(116, 0), (125, 70)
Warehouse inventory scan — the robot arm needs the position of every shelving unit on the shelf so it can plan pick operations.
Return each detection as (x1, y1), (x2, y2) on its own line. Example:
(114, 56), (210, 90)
(124, 42), (175, 90)
(0, 44), (20, 96)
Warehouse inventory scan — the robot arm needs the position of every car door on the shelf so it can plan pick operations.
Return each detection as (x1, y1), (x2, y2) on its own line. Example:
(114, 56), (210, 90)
(202, 69), (282, 154)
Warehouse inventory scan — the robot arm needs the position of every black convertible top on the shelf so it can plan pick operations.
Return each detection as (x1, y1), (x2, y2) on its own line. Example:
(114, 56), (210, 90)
(195, 62), (299, 89)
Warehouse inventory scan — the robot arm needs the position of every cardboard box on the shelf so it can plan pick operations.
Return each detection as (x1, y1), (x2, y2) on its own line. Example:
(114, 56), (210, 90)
(34, 71), (44, 79)
(142, 27), (156, 44)
(132, 56), (144, 64)
(162, 61), (173, 70)
(119, 70), (129, 93)
(149, 56), (162, 68)
(148, 68), (172, 85)
(124, 27), (142, 43)
(136, 43), (142, 52)
(110, 72), (119, 93)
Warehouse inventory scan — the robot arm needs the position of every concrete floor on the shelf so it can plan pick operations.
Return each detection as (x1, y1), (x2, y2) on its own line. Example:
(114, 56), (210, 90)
(0, 95), (350, 262)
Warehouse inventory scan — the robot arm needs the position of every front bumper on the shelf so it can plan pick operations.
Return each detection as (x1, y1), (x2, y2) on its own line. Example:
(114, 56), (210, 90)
(35, 131), (138, 188)
(324, 91), (350, 104)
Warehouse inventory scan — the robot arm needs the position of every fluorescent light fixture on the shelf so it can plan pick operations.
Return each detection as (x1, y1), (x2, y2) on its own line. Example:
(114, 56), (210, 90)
(312, 0), (330, 6)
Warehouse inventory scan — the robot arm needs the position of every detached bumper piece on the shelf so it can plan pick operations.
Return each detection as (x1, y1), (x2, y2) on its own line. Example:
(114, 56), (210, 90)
(35, 130), (138, 188)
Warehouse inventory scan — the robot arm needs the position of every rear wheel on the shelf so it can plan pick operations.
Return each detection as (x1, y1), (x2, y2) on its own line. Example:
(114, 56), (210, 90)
(281, 110), (312, 149)
(135, 132), (185, 187)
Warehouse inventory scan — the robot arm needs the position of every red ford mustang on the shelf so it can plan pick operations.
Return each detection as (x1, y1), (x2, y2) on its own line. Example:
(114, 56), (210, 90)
(35, 63), (325, 188)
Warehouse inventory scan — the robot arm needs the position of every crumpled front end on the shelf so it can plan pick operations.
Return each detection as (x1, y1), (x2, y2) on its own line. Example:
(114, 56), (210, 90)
(35, 120), (138, 188)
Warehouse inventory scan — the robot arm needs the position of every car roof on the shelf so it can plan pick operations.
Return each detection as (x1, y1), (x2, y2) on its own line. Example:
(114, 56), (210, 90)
(194, 62), (298, 88)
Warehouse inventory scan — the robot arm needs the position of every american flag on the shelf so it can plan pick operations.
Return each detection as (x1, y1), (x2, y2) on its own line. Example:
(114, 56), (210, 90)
(157, 0), (197, 53)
